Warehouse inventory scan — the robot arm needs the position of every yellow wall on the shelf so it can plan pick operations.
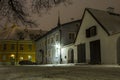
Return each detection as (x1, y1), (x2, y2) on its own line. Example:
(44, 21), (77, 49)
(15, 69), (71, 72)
(0, 40), (36, 64)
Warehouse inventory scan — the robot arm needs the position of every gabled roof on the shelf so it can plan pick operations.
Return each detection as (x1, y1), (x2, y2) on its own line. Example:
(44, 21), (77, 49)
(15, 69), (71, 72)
(87, 8), (120, 35)
(35, 19), (81, 41)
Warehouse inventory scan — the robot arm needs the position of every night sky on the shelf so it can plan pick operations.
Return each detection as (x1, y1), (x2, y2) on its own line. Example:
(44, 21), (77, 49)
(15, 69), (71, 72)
(0, 0), (120, 31)
(34, 0), (120, 31)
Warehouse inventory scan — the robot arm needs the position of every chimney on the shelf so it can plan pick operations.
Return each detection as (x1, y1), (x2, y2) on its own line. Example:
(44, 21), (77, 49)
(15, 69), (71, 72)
(107, 7), (114, 13)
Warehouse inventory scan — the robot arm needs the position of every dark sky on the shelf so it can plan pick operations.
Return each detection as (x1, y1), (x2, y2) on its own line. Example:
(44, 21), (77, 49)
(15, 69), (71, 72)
(1, 0), (120, 31)
(34, 0), (120, 30)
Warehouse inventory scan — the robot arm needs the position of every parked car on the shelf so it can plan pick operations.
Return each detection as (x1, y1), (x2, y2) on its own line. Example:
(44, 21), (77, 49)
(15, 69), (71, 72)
(19, 60), (37, 65)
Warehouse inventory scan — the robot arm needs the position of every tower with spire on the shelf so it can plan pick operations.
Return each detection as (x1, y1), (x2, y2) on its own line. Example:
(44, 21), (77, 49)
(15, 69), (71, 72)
(57, 11), (61, 27)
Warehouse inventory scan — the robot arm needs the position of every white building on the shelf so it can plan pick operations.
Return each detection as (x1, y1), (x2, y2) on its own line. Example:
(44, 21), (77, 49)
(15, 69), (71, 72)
(75, 8), (120, 64)
(35, 19), (81, 64)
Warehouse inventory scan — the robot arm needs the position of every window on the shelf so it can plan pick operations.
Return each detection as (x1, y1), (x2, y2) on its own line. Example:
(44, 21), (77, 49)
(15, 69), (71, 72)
(3, 44), (7, 50)
(56, 35), (59, 41)
(11, 44), (15, 50)
(69, 33), (75, 40)
(20, 56), (23, 60)
(28, 55), (32, 60)
(76, 23), (80, 27)
(51, 37), (54, 43)
(28, 44), (32, 51)
(2, 55), (6, 61)
(47, 38), (50, 44)
(86, 29), (90, 37)
(86, 26), (97, 38)
(19, 44), (24, 50)
(47, 50), (50, 57)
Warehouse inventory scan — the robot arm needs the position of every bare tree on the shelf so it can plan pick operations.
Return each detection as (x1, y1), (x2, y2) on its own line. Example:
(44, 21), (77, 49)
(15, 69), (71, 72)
(0, 0), (71, 27)
(32, 0), (72, 13)
(0, 0), (37, 27)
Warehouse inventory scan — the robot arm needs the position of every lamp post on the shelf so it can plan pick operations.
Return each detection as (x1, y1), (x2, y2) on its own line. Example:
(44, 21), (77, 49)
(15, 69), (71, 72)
(16, 40), (18, 65)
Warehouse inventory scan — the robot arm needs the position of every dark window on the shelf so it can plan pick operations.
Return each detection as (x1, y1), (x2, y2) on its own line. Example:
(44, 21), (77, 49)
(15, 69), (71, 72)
(56, 35), (59, 41)
(11, 44), (15, 50)
(51, 37), (54, 43)
(20, 44), (24, 50)
(47, 39), (50, 44)
(76, 23), (80, 27)
(86, 29), (90, 37)
(3, 44), (7, 50)
(69, 33), (75, 40)
(90, 26), (97, 36)
(28, 44), (32, 51)
(86, 26), (97, 38)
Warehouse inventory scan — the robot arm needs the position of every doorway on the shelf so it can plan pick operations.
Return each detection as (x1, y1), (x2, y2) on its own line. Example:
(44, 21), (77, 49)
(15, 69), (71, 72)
(77, 43), (86, 63)
(117, 37), (120, 64)
(90, 40), (101, 64)
(68, 48), (74, 63)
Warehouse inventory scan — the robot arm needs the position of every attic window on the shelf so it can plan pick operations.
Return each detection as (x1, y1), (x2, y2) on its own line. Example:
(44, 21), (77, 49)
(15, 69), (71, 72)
(69, 33), (75, 40)
(76, 23), (80, 27)
(86, 26), (97, 38)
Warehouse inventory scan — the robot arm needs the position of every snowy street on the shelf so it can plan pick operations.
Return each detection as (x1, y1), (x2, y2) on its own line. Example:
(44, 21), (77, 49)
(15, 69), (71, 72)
(0, 65), (120, 80)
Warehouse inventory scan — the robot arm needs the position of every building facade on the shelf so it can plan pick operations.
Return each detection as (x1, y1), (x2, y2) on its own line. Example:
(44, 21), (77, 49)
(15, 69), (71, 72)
(0, 24), (45, 65)
(75, 8), (120, 64)
(0, 40), (35, 65)
(36, 19), (81, 64)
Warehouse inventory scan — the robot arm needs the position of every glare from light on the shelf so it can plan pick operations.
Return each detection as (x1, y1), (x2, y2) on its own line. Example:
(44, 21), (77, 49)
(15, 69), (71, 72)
(20, 57), (23, 60)
(28, 55), (32, 60)
(10, 54), (15, 58)
(55, 43), (60, 49)
(55, 43), (61, 57)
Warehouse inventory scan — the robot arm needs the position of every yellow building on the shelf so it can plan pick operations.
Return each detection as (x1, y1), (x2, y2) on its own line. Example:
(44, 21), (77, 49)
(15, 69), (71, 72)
(0, 24), (44, 65)
(0, 40), (36, 65)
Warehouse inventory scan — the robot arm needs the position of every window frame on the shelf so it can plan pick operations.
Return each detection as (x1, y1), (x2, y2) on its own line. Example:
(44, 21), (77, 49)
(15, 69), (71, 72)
(86, 26), (97, 38)
(69, 32), (75, 40)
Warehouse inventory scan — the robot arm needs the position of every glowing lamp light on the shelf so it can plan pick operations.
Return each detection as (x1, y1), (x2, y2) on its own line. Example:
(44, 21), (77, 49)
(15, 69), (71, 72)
(20, 57), (23, 60)
(10, 54), (15, 58)
(55, 43), (60, 49)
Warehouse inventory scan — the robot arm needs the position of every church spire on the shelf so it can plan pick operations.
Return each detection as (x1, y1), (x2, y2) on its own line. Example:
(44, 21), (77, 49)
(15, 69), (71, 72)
(57, 11), (61, 27)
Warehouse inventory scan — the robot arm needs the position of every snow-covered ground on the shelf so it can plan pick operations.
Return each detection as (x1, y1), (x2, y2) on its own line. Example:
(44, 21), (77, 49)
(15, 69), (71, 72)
(0, 65), (120, 80)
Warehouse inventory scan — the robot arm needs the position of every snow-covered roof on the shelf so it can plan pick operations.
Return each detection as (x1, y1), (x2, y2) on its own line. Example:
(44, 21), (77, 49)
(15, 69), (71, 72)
(87, 8), (120, 35)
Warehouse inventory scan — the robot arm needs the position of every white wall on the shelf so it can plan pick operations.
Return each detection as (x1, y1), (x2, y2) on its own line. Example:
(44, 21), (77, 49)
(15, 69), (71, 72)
(46, 30), (61, 64)
(61, 44), (77, 64)
(75, 10), (120, 64)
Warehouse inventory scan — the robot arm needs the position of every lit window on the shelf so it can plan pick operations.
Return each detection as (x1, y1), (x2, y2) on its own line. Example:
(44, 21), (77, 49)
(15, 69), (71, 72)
(10, 54), (15, 59)
(20, 57), (23, 60)
(28, 55), (32, 60)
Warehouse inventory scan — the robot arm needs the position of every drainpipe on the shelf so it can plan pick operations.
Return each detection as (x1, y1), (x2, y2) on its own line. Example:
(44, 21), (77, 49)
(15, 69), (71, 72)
(59, 29), (62, 64)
